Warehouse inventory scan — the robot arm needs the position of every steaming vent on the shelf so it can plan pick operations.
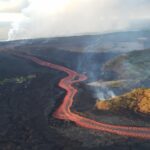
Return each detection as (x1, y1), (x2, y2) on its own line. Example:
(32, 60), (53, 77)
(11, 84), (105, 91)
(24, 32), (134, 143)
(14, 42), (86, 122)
(95, 87), (116, 100)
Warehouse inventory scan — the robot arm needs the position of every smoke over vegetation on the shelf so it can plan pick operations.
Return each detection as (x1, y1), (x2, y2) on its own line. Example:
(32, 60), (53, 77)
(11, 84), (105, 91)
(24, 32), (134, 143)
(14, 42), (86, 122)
(7, 0), (150, 40)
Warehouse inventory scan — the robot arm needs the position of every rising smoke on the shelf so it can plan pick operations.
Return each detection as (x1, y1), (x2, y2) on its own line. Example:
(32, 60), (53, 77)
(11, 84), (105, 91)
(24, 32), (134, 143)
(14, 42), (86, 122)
(8, 0), (150, 40)
(95, 87), (116, 100)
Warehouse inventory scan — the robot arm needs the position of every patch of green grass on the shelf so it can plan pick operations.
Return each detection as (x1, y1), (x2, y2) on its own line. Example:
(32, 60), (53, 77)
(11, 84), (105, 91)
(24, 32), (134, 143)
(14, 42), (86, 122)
(0, 74), (36, 85)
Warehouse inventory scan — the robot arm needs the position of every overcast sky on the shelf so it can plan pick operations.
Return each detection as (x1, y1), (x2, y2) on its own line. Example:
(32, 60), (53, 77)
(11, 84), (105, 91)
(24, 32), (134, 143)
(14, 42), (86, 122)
(0, 0), (150, 40)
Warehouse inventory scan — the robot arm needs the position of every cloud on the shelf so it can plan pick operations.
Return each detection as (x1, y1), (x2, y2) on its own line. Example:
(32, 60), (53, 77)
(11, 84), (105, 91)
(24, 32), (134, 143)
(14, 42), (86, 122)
(6, 0), (150, 40)
(0, 22), (10, 40)
(0, 0), (28, 12)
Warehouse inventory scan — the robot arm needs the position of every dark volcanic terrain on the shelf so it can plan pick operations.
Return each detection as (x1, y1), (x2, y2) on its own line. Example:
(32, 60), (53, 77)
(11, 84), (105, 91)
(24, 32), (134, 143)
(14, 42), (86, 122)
(0, 31), (150, 150)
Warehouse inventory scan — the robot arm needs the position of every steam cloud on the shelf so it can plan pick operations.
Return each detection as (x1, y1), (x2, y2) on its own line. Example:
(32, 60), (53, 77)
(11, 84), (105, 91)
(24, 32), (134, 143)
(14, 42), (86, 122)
(8, 0), (150, 40)
(96, 88), (116, 100)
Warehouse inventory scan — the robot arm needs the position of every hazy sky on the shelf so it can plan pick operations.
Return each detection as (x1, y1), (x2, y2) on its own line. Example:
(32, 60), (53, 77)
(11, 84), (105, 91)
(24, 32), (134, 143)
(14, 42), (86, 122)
(0, 0), (150, 40)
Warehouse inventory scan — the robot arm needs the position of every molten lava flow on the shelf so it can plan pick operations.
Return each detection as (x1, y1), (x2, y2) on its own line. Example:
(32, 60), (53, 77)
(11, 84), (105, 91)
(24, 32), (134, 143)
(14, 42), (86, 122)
(14, 53), (150, 139)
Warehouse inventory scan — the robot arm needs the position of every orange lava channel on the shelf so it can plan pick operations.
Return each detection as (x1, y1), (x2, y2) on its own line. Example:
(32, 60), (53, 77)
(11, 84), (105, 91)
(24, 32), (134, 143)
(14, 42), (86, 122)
(15, 53), (150, 139)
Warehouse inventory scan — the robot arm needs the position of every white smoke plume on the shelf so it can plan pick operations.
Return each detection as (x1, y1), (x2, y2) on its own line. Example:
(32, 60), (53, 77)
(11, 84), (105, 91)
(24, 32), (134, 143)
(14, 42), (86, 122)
(8, 0), (150, 40)
(94, 86), (116, 101)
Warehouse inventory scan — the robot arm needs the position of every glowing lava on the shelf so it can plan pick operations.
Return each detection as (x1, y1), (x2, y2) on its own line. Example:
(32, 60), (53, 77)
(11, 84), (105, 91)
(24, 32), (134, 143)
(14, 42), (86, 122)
(14, 53), (150, 139)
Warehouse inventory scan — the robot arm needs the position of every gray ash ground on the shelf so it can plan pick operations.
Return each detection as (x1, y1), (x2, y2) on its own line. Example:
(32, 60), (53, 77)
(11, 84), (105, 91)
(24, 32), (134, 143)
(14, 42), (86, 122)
(0, 36), (150, 150)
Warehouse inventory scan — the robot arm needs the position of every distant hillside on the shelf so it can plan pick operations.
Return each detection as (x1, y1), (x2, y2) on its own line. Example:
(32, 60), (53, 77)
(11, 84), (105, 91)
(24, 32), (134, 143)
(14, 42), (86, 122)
(87, 49), (150, 97)
(103, 49), (150, 80)
(1, 30), (150, 53)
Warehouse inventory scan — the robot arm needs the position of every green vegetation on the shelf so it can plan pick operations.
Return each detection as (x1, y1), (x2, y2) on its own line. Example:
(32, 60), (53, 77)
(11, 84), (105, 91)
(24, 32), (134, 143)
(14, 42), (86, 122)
(0, 74), (36, 85)
(96, 88), (150, 114)
(103, 49), (150, 80)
